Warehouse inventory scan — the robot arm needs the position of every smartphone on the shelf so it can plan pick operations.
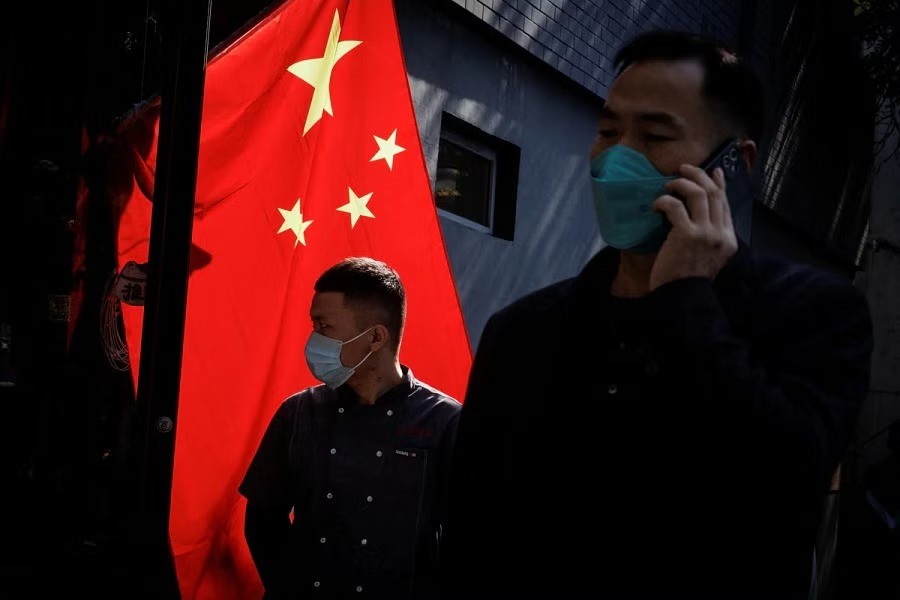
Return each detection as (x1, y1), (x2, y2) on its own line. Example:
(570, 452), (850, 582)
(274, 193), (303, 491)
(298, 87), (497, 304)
(700, 140), (754, 242)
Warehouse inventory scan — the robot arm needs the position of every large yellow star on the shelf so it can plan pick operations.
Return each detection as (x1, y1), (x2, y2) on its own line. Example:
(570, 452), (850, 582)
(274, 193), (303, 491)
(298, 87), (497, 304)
(337, 187), (375, 228)
(370, 129), (406, 170)
(287, 10), (361, 135)
(277, 199), (314, 247)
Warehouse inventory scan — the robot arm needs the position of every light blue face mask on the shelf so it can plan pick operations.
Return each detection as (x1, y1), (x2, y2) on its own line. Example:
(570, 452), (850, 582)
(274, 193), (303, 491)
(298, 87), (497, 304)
(304, 326), (375, 389)
(590, 145), (677, 254)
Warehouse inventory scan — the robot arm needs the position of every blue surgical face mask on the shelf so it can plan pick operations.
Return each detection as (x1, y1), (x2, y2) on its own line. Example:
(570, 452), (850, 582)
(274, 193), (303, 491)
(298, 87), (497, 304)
(589, 145), (677, 254)
(304, 326), (375, 389)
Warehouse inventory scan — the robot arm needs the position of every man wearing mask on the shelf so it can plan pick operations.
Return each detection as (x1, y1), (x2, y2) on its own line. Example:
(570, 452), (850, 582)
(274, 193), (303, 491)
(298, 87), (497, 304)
(443, 31), (873, 598)
(240, 257), (460, 598)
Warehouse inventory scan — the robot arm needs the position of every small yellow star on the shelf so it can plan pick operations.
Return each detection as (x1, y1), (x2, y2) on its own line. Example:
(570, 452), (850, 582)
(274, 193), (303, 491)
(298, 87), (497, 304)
(370, 129), (406, 170)
(277, 199), (314, 247)
(337, 187), (375, 228)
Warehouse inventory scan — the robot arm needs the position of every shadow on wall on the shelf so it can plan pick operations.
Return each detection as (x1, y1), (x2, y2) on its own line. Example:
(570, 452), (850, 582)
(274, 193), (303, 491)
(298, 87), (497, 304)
(398, 0), (604, 346)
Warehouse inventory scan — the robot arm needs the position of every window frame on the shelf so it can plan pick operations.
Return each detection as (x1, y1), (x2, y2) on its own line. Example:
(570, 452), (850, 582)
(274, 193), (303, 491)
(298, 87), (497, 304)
(434, 111), (520, 241)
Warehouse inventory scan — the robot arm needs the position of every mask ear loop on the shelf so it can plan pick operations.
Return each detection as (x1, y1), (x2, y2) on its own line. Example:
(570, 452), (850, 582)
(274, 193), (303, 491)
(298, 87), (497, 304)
(345, 326), (377, 370)
(350, 350), (374, 370)
(343, 325), (376, 345)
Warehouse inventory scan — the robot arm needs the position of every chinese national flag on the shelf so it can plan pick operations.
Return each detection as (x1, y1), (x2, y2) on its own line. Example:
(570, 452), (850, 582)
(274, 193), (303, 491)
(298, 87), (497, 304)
(114, 0), (472, 597)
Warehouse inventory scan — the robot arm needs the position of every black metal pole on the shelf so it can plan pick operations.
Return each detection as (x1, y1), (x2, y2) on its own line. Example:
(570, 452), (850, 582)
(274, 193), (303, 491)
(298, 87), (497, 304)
(134, 0), (211, 597)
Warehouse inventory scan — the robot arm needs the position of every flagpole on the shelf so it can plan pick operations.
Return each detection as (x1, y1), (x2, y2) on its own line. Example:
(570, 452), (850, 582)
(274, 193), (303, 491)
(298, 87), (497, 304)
(133, 0), (212, 596)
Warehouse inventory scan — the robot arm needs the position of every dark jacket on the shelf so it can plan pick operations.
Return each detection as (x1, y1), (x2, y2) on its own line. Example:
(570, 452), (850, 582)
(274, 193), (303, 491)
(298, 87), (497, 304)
(443, 246), (873, 599)
(241, 367), (460, 599)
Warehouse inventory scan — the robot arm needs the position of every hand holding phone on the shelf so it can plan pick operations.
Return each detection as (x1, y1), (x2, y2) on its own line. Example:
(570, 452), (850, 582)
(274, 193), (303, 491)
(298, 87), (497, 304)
(649, 140), (750, 289)
(698, 140), (754, 242)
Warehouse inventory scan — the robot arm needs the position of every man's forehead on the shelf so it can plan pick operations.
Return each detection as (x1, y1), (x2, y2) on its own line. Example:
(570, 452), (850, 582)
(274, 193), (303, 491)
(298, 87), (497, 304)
(615, 57), (706, 84)
(605, 59), (706, 112)
(310, 291), (349, 316)
(609, 60), (705, 101)
(599, 105), (681, 127)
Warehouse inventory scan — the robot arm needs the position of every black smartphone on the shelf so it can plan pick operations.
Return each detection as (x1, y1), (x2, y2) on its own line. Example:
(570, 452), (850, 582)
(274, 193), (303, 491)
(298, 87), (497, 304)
(700, 139), (754, 242)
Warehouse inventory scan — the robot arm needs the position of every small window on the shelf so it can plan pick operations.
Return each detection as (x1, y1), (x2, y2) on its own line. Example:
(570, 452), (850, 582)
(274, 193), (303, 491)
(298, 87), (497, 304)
(434, 112), (519, 240)
(435, 132), (496, 232)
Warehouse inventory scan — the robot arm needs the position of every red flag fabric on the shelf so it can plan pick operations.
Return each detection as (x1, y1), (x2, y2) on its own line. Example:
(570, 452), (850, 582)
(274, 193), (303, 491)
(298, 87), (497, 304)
(115, 0), (472, 597)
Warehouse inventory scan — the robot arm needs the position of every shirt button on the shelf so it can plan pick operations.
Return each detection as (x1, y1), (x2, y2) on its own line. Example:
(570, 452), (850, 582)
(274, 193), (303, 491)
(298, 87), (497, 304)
(320, 537), (327, 544)
(367, 495), (374, 503)
(356, 586), (363, 592)
(326, 492), (333, 499)
(386, 410), (393, 416)
(376, 450), (383, 458)
(607, 384), (618, 395)
(330, 448), (337, 455)
(361, 538), (367, 545)
(338, 407), (345, 414)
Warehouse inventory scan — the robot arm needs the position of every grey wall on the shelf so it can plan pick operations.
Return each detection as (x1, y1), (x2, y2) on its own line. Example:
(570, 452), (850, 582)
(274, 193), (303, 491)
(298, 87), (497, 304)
(397, 0), (601, 349)
(397, 0), (743, 348)
(446, 0), (741, 97)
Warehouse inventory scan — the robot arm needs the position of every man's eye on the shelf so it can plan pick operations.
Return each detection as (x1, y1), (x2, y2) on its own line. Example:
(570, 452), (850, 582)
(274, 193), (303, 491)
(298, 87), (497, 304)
(598, 129), (617, 138)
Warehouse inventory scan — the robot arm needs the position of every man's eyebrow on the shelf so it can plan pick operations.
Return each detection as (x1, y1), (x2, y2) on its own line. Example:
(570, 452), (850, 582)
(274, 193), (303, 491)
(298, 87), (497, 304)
(599, 106), (619, 121)
(636, 111), (682, 128)
(599, 108), (683, 129)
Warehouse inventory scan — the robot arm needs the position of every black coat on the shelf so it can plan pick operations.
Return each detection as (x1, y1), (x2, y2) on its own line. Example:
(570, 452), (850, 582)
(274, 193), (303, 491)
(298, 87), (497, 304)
(443, 246), (873, 599)
(241, 367), (460, 599)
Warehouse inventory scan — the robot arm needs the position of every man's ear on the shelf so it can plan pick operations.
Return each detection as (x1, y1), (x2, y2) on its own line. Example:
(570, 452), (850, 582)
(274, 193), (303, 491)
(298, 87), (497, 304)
(370, 324), (391, 352)
(740, 139), (758, 173)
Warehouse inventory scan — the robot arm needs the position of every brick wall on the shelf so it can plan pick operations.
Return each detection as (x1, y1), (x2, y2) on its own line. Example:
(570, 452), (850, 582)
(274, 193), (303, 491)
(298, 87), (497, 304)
(448, 0), (742, 96)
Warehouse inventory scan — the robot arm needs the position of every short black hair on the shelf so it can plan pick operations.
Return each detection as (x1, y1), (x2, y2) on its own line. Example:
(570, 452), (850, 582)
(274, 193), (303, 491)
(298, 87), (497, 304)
(614, 30), (765, 143)
(314, 257), (406, 351)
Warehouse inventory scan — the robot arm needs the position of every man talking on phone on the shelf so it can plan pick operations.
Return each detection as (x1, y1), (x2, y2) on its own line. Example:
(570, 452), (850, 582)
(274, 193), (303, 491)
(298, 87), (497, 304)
(442, 31), (873, 599)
